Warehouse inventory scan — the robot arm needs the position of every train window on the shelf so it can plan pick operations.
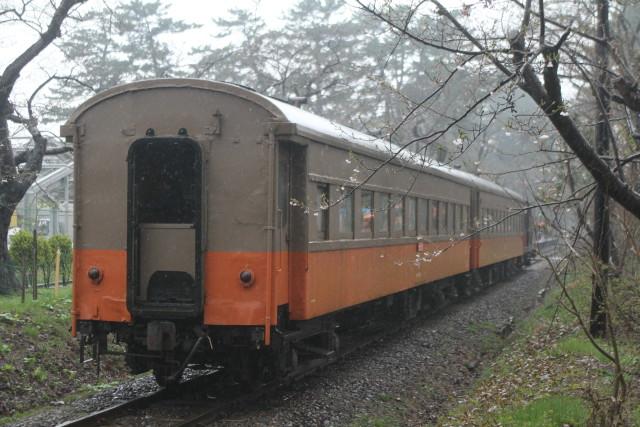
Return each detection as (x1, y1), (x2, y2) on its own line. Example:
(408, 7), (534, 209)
(431, 201), (439, 235)
(378, 193), (390, 237)
(418, 199), (428, 235)
(450, 204), (456, 233)
(361, 190), (374, 235)
(316, 184), (329, 240)
(449, 203), (455, 234)
(439, 202), (448, 235)
(338, 189), (354, 237)
(406, 197), (416, 235)
(391, 196), (404, 234)
(492, 210), (497, 233)
(461, 205), (468, 233)
(484, 209), (491, 232)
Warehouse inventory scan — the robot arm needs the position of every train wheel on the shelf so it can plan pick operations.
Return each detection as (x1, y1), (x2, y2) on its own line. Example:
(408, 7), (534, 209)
(230, 350), (275, 389)
(125, 346), (148, 375)
(426, 288), (446, 311)
(456, 282), (472, 299)
(153, 362), (183, 388)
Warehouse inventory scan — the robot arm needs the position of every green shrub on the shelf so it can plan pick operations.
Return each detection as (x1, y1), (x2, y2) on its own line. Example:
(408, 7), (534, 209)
(48, 234), (72, 284)
(37, 236), (55, 287)
(9, 230), (34, 290)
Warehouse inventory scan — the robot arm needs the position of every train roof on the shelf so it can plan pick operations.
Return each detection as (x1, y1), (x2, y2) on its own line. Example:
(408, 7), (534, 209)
(65, 78), (525, 203)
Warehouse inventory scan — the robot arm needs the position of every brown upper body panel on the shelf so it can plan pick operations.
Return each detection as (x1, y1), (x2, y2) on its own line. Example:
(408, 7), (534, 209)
(65, 78), (525, 254)
(69, 83), (277, 252)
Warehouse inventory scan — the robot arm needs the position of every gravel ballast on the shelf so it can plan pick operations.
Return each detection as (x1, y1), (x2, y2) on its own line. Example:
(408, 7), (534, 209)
(11, 261), (551, 427)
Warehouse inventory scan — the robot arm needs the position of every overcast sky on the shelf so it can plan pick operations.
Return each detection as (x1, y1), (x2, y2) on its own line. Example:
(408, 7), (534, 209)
(0, 0), (506, 137)
(0, 0), (299, 136)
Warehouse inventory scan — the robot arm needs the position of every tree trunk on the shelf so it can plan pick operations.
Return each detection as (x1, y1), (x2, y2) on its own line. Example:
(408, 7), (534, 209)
(0, 0), (86, 294)
(589, 0), (611, 338)
(0, 205), (17, 293)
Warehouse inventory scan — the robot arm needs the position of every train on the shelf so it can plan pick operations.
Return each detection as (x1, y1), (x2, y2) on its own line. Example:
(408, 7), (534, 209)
(61, 79), (535, 386)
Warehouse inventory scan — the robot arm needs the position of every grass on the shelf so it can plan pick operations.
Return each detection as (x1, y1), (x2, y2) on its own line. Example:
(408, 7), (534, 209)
(633, 405), (640, 427)
(0, 284), (126, 421)
(442, 270), (640, 426)
(553, 336), (612, 363)
(0, 285), (72, 314)
(497, 395), (588, 427)
(0, 286), (72, 341)
(350, 415), (402, 427)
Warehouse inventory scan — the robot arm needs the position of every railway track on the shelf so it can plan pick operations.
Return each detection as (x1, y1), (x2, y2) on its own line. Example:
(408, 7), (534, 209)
(56, 260), (547, 427)
(56, 318), (406, 427)
(55, 307), (419, 426)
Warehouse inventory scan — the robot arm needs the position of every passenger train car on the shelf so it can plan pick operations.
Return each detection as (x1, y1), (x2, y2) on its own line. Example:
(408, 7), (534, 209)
(62, 79), (534, 385)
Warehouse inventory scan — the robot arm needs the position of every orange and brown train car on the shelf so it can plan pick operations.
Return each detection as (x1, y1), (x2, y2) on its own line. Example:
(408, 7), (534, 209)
(61, 79), (534, 385)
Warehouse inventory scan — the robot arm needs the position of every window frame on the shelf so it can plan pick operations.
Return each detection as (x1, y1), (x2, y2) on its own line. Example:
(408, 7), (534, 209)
(359, 189), (374, 238)
(336, 186), (354, 239)
(390, 195), (404, 238)
(418, 198), (428, 235)
(430, 200), (439, 236)
(375, 192), (390, 238)
(439, 201), (448, 235)
(314, 183), (330, 241)
(405, 196), (417, 237)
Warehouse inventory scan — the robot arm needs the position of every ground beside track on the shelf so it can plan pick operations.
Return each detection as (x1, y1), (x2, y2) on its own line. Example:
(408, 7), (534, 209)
(0, 287), (130, 425)
(8, 261), (551, 427)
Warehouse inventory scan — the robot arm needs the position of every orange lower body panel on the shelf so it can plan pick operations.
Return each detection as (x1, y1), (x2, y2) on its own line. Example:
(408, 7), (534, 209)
(202, 251), (288, 326)
(290, 240), (470, 320)
(73, 235), (523, 333)
(477, 235), (524, 267)
(72, 249), (130, 335)
(72, 249), (287, 328)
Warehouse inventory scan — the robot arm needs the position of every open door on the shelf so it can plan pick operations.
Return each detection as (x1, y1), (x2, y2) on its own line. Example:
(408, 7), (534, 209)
(127, 137), (203, 319)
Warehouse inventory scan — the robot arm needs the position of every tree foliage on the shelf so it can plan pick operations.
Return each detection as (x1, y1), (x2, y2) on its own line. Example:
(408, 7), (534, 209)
(46, 0), (195, 120)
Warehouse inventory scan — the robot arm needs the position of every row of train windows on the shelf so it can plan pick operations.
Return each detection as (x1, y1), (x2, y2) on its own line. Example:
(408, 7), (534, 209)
(480, 208), (523, 234)
(314, 184), (523, 241)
